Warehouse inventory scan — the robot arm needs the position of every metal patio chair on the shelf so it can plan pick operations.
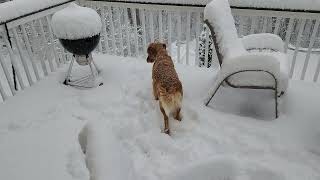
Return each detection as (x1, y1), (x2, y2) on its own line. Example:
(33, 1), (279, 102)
(204, 0), (289, 118)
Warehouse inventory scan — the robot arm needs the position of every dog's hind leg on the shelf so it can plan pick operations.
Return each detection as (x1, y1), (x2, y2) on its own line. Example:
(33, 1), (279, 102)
(152, 81), (159, 100)
(174, 107), (182, 121)
(159, 102), (170, 135)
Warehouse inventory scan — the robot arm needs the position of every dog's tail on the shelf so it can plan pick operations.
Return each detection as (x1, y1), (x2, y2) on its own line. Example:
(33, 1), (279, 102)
(159, 87), (182, 115)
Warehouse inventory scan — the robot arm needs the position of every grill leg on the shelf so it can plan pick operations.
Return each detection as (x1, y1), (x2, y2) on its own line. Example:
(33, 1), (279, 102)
(64, 57), (75, 85)
(92, 59), (101, 74)
(89, 61), (96, 78)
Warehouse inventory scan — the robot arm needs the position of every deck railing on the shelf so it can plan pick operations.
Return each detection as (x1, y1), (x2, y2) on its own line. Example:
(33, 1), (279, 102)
(0, 0), (74, 102)
(84, 0), (320, 82)
(0, 0), (319, 102)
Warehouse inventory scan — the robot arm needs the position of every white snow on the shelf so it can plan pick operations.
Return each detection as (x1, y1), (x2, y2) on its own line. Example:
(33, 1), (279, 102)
(51, 3), (102, 40)
(225, 52), (289, 93)
(241, 33), (285, 52)
(0, 54), (320, 180)
(78, 120), (137, 180)
(109, 0), (320, 11)
(204, 0), (246, 59)
(0, 0), (72, 24)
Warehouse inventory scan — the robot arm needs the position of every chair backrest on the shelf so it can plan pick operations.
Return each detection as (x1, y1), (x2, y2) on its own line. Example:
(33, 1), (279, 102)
(204, 0), (246, 65)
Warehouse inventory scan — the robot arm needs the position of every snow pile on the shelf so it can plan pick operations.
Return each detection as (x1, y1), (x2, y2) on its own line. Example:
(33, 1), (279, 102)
(227, 52), (289, 92)
(51, 3), (102, 40)
(108, 0), (320, 11)
(0, 0), (72, 24)
(205, 53), (280, 104)
(241, 33), (285, 52)
(78, 120), (137, 180)
(0, 54), (319, 180)
(204, 0), (246, 60)
(166, 157), (238, 180)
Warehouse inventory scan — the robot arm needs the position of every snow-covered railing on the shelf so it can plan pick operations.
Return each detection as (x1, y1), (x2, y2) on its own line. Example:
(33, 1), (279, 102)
(0, 0), (74, 102)
(83, 0), (320, 83)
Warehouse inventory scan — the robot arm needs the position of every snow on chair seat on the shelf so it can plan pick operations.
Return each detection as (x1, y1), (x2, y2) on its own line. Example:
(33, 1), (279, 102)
(204, 0), (289, 118)
(241, 33), (285, 52)
(226, 52), (289, 93)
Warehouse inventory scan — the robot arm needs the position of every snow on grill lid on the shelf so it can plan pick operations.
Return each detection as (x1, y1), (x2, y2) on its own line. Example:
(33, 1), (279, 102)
(204, 0), (246, 60)
(51, 3), (102, 40)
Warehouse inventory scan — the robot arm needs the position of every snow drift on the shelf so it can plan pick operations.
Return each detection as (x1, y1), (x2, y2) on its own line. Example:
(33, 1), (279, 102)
(78, 120), (138, 180)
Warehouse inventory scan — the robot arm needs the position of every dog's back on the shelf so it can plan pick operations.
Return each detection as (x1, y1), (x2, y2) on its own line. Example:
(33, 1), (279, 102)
(153, 50), (183, 115)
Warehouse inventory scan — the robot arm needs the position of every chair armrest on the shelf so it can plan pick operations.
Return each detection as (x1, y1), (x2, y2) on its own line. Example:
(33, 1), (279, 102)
(241, 33), (284, 52)
(204, 53), (281, 105)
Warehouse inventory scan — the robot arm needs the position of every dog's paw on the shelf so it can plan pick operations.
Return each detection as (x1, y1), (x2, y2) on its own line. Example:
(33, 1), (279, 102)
(162, 128), (171, 135)
(174, 114), (182, 121)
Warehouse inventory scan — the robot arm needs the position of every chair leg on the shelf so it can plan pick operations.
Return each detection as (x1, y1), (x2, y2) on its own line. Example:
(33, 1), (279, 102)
(278, 91), (285, 97)
(275, 89), (279, 119)
(205, 82), (223, 106)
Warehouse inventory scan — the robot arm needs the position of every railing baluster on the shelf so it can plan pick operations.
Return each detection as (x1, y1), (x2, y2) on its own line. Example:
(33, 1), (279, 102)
(261, 17), (268, 33)
(116, 7), (124, 56)
(39, 18), (55, 72)
(168, 11), (172, 55)
(250, 16), (257, 34)
(313, 56), (320, 82)
(0, 72), (8, 101)
(149, 10), (155, 42)
(290, 19), (306, 78)
(30, 20), (47, 76)
(140, 9), (147, 56)
(131, 8), (139, 57)
(0, 54), (15, 95)
(21, 24), (40, 81)
(186, 11), (191, 65)
(108, 6), (117, 55)
(204, 26), (210, 68)
(12, 28), (34, 86)
(273, 17), (281, 35)
(301, 20), (320, 80)
(239, 16), (245, 37)
(95, 6), (103, 53)
(177, 11), (182, 63)
(195, 12), (201, 66)
(46, 16), (61, 68)
(284, 18), (294, 53)
(124, 8), (132, 56)
(101, 6), (110, 54)
(3, 34), (26, 90)
(159, 10), (163, 41)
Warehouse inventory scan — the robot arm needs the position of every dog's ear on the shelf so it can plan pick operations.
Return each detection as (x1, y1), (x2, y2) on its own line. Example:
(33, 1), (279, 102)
(147, 44), (155, 55)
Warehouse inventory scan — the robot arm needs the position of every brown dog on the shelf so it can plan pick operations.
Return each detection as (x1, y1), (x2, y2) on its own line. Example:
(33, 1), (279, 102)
(147, 42), (183, 135)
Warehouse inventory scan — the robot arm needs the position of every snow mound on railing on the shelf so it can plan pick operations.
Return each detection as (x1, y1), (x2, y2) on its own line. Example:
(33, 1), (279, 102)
(51, 3), (102, 40)
(109, 0), (320, 11)
(0, 0), (72, 24)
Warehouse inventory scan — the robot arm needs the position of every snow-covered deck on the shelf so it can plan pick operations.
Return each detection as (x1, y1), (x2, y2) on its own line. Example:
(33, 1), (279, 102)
(0, 54), (320, 180)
